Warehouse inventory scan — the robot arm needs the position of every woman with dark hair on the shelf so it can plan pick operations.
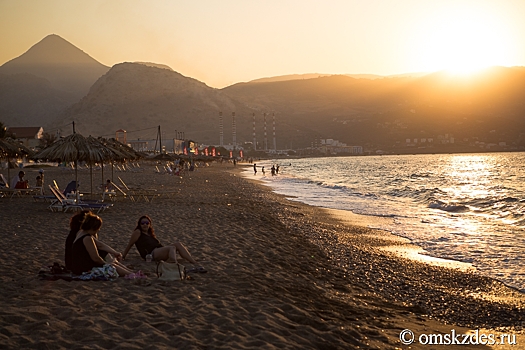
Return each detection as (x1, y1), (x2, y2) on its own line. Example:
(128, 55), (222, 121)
(71, 213), (136, 278)
(65, 210), (123, 271)
(122, 215), (206, 272)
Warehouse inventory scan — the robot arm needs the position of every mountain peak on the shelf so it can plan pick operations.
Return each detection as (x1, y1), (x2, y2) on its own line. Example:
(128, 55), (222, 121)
(0, 34), (110, 102)
(3, 34), (105, 66)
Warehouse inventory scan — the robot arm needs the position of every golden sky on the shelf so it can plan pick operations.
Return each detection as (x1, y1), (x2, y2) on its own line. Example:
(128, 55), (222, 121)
(1, 0), (524, 88)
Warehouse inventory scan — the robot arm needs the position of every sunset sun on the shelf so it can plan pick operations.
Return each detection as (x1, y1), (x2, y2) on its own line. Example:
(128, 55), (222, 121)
(415, 5), (514, 75)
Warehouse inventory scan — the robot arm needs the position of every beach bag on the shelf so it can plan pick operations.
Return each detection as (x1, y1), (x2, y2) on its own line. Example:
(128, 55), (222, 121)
(156, 261), (186, 281)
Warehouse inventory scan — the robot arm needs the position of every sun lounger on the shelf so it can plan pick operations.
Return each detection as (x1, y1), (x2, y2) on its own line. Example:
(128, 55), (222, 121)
(47, 185), (113, 213)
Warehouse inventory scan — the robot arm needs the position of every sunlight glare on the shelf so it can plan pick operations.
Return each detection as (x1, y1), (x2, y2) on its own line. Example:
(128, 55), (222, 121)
(415, 5), (513, 75)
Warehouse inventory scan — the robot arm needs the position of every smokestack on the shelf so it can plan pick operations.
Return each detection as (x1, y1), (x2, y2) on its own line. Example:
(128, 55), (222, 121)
(264, 113), (268, 151)
(219, 111), (223, 147)
(252, 113), (256, 151)
(232, 112), (236, 149)
(273, 113), (276, 151)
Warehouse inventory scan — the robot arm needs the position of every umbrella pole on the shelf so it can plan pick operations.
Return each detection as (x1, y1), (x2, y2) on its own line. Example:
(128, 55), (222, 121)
(7, 158), (10, 188)
(101, 161), (104, 190)
(111, 162), (114, 182)
(90, 163), (93, 195)
(75, 160), (79, 202)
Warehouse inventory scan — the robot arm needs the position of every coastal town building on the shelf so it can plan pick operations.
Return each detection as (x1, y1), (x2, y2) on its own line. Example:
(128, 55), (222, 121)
(318, 139), (363, 155)
(6, 127), (44, 148)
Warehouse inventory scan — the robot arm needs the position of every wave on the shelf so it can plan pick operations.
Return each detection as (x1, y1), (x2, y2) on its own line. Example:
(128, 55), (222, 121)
(427, 200), (470, 213)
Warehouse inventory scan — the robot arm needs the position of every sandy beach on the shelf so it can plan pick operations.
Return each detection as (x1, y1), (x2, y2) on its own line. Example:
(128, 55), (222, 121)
(1, 162), (524, 349)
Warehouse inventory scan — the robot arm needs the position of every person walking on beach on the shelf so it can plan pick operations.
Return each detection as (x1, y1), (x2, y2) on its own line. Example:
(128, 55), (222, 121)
(262, 166), (265, 176)
(122, 215), (207, 273)
(253, 163), (257, 175)
(71, 213), (136, 278)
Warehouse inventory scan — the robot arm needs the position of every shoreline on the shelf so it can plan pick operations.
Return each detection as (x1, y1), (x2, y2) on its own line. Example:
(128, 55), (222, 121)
(1, 162), (524, 349)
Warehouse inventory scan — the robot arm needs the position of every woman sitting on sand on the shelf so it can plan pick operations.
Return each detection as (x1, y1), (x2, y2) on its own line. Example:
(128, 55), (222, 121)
(65, 210), (126, 272)
(71, 213), (136, 278)
(122, 215), (207, 273)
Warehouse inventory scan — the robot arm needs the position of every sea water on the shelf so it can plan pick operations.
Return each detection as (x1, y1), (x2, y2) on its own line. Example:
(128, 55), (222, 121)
(245, 153), (525, 292)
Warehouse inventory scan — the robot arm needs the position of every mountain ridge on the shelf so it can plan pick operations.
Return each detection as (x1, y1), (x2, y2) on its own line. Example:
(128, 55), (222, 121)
(2, 35), (525, 152)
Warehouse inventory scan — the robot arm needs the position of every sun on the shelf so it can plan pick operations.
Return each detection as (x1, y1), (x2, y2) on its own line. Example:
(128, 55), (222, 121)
(414, 5), (513, 75)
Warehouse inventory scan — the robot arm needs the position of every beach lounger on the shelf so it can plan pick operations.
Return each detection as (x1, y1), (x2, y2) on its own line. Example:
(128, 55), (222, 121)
(47, 186), (113, 213)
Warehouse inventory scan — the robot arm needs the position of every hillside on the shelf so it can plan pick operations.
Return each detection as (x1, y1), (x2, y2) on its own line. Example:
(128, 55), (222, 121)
(0, 35), (109, 127)
(0, 72), (76, 127)
(222, 67), (525, 150)
(55, 63), (257, 144)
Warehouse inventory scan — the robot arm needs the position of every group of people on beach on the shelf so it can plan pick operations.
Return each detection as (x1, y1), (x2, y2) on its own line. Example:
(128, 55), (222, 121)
(253, 164), (280, 176)
(1, 169), (45, 191)
(65, 211), (206, 279)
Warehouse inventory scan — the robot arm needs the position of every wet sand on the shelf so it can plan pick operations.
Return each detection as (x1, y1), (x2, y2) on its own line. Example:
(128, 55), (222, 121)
(0, 162), (524, 349)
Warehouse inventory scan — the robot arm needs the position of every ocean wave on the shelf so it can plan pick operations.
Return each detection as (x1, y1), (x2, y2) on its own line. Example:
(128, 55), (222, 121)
(427, 201), (470, 212)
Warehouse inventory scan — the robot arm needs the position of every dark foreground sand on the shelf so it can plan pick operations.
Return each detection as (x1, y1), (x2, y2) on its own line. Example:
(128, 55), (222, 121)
(1, 162), (524, 349)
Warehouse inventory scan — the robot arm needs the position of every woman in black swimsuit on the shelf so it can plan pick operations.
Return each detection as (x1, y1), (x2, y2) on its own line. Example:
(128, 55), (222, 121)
(122, 215), (206, 272)
(65, 210), (124, 271)
(71, 213), (135, 277)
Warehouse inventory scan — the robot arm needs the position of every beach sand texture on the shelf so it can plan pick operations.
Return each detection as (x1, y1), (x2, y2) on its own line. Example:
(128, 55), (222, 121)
(1, 163), (524, 349)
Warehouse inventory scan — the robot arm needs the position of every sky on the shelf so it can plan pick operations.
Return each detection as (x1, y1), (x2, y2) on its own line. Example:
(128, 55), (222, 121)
(1, 0), (525, 88)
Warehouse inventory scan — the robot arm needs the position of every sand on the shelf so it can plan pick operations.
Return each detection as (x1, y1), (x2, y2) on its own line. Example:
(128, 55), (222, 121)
(1, 162), (524, 349)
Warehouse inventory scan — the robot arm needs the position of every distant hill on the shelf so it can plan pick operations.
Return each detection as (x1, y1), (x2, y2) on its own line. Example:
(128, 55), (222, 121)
(54, 62), (259, 144)
(248, 72), (426, 84)
(0, 34), (110, 129)
(222, 67), (525, 149)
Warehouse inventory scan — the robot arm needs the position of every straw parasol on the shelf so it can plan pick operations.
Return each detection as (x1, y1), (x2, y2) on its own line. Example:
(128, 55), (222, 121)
(33, 133), (107, 198)
(94, 137), (143, 183)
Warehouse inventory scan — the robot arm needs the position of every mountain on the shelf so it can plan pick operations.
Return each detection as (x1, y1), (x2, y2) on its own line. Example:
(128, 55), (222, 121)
(248, 72), (425, 84)
(0, 72), (76, 126)
(0, 34), (110, 129)
(222, 67), (525, 150)
(55, 62), (258, 144)
(2, 34), (525, 153)
(0, 34), (109, 99)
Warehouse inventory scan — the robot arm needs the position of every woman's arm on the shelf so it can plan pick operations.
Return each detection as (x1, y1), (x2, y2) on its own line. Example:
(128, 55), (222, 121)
(83, 236), (106, 265)
(122, 230), (141, 260)
(94, 239), (122, 261)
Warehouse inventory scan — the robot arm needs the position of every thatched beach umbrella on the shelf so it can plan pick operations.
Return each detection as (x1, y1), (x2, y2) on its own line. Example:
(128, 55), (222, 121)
(95, 137), (143, 182)
(33, 133), (106, 198)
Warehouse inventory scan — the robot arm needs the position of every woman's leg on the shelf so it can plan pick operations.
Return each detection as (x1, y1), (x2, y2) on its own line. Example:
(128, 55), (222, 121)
(113, 263), (134, 277)
(151, 246), (178, 263)
(172, 242), (198, 264)
(152, 243), (199, 265)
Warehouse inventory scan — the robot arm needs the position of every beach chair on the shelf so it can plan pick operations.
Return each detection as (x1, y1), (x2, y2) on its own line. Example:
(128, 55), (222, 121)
(100, 180), (127, 202)
(48, 185), (113, 213)
(32, 189), (55, 202)
(118, 176), (158, 202)
(47, 186), (85, 212)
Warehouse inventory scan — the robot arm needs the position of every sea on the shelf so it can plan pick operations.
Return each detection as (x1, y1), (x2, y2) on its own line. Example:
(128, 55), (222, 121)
(243, 153), (525, 293)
